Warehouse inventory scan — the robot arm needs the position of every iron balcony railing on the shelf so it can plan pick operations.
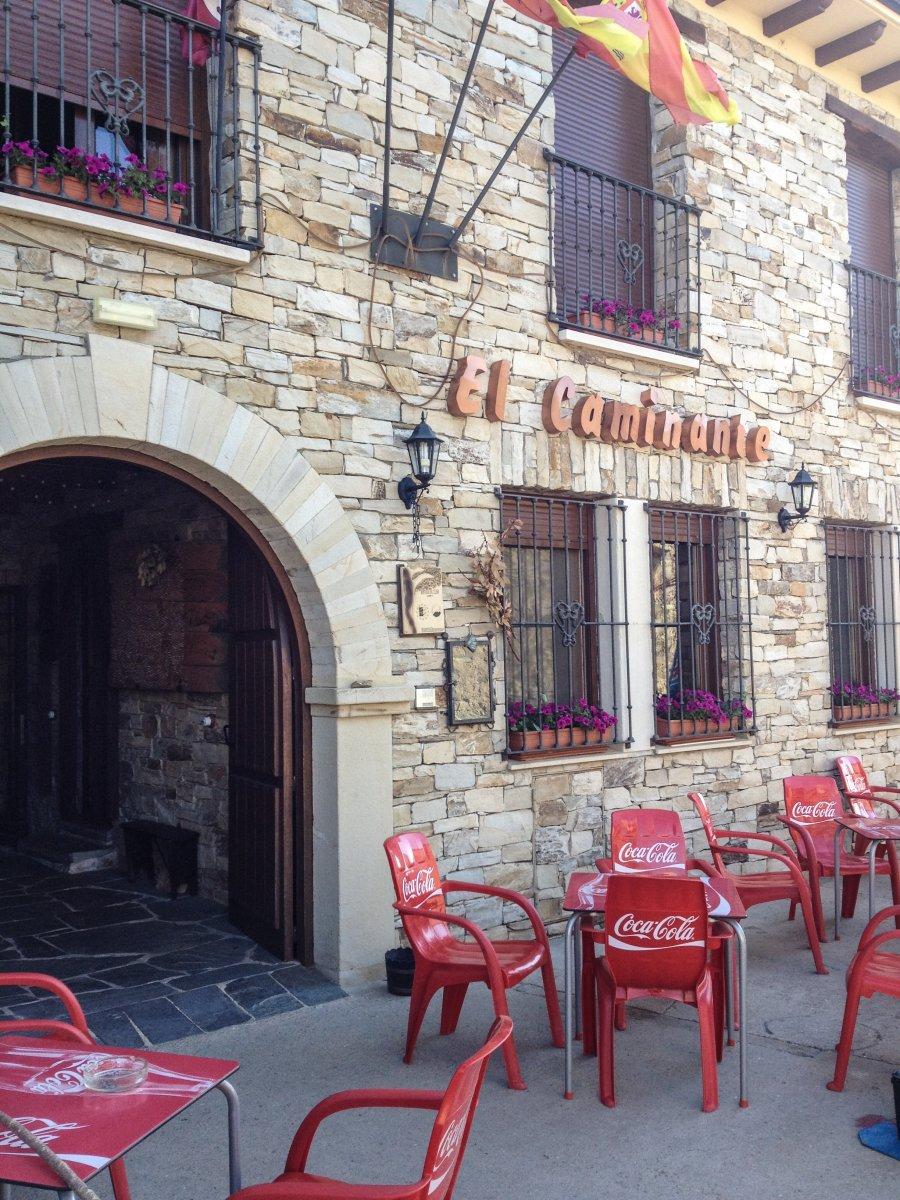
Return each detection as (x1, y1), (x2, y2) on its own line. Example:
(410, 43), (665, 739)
(546, 149), (702, 357)
(1, 0), (261, 246)
(848, 263), (900, 400)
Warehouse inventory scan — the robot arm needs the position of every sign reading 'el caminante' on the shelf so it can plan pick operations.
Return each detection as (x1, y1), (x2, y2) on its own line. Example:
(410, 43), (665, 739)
(448, 355), (772, 464)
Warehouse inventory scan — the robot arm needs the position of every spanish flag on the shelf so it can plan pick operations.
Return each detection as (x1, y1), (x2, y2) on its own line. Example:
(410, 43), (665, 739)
(503, 0), (739, 126)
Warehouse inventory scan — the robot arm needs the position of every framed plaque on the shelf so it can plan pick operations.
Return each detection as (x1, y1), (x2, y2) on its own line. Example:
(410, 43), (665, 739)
(398, 563), (446, 636)
(445, 634), (495, 726)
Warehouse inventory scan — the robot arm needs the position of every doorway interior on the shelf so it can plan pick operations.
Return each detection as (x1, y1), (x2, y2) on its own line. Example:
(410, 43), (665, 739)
(0, 454), (311, 966)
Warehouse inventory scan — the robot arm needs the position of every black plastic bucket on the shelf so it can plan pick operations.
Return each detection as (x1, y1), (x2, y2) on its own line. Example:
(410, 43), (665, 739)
(385, 947), (415, 996)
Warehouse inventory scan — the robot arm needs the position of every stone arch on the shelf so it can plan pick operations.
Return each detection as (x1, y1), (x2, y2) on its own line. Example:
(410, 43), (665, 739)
(0, 334), (403, 983)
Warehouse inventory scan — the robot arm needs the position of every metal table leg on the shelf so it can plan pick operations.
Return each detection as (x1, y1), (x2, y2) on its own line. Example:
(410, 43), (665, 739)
(724, 933), (734, 1048)
(868, 840), (878, 920)
(834, 823), (843, 941)
(216, 1079), (242, 1194)
(563, 911), (579, 1100)
(721, 917), (748, 1108)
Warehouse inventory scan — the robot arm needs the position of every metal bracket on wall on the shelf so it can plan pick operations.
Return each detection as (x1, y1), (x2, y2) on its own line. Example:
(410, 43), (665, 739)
(369, 206), (459, 281)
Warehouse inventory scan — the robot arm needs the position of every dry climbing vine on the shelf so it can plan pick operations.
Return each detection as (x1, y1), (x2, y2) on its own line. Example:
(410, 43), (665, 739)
(467, 521), (520, 652)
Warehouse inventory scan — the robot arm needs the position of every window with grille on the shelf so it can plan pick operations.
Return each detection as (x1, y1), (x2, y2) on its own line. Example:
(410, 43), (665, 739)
(501, 493), (631, 756)
(648, 507), (755, 742)
(825, 524), (900, 723)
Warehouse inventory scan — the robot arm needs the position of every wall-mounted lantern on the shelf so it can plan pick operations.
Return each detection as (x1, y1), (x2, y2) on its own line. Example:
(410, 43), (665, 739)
(398, 413), (443, 549)
(777, 464), (816, 533)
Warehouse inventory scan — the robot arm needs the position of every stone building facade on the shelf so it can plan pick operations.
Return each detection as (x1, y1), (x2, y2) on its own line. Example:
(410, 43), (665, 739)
(0, 0), (899, 981)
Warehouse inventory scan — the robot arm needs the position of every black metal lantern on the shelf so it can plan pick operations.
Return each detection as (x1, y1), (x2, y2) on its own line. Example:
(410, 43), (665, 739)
(398, 414), (443, 510)
(778, 464), (816, 532)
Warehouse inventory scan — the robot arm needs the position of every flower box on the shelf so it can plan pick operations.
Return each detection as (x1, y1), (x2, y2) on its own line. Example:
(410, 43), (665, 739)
(9, 163), (183, 226)
(508, 724), (615, 753)
(655, 716), (730, 741)
(570, 310), (618, 335)
(832, 701), (895, 723)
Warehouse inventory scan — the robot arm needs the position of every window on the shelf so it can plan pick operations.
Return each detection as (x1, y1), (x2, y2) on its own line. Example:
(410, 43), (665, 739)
(826, 523), (900, 724)
(501, 493), (631, 756)
(547, 32), (700, 353)
(649, 507), (754, 742)
(845, 123), (899, 397)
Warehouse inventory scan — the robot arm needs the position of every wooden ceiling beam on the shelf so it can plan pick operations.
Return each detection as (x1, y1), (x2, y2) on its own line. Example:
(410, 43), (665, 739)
(763, 1), (833, 40)
(861, 60), (900, 93)
(815, 21), (886, 68)
(672, 10), (707, 44)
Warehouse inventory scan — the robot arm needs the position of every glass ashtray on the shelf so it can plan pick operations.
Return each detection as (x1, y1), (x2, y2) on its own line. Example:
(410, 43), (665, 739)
(82, 1055), (149, 1093)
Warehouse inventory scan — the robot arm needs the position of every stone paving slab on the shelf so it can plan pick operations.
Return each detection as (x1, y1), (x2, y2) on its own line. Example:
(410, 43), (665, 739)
(0, 850), (345, 1046)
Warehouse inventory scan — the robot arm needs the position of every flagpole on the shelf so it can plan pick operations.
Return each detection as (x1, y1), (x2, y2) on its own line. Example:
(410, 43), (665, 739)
(380, 0), (396, 239)
(446, 45), (576, 250)
(413, 0), (497, 246)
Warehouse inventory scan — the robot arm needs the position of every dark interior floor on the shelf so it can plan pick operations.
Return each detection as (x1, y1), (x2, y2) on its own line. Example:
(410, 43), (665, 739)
(0, 851), (344, 1046)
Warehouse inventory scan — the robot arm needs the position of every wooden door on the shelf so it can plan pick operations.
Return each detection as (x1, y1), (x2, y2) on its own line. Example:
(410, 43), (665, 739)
(228, 528), (299, 960)
(0, 588), (27, 842)
(57, 525), (117, 829)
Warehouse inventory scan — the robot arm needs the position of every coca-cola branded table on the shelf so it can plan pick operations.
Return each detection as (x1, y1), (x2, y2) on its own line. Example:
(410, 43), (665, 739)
(0, 1039), (240, 1198)
(833, 814), (900, 938)
(561, 870), (748, 1108)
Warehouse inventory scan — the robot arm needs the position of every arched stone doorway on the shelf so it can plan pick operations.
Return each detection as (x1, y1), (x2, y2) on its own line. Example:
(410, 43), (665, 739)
(0, 336), (407, 984)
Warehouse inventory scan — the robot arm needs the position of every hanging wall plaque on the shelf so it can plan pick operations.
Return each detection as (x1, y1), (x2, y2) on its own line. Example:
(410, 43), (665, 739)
(445, 634), (495, 726)
(398, 562), (446, 636)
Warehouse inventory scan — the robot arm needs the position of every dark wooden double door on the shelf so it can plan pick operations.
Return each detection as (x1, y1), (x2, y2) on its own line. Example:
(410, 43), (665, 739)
(228, 529), (304, 961)
(0, 506), (304, 962)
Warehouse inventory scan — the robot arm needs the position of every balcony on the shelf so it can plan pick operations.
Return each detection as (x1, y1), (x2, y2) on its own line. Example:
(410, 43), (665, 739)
(848, 263), (900, 402)
(545, 150), (702, 361)
(1, 0), (261, 248)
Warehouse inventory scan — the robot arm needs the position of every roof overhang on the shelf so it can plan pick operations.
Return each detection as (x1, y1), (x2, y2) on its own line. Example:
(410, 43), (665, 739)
(704, 0), (900, 118)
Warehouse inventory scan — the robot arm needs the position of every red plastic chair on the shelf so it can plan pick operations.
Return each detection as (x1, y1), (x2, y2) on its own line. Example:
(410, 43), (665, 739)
(603, 807), (687, 873)
(834, 755), (900, 818)
(590, 875), (722, 1112)
(780, 776), (877, 938)
(228, 1018), (512, 1200)
(384, 833), (562, 1092)
(827, 905), (900, 1093)
(688, 792), (827, 975)
(0, 973), (132, 1200)
(583, 807), (727, 1056)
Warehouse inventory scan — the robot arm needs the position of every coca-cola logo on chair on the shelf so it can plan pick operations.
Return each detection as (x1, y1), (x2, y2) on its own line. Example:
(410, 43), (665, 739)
(609, 913), (703, 951)
(615, 841), (681, 871)
(401, 865), (437, 905)
(792, 800), (836, 823)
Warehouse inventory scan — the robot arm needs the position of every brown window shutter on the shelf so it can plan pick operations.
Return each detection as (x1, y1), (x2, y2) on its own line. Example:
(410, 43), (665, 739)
(5, 0), (199, 136)
(552, 32), (650, 187)
(846, 125), (895, 275)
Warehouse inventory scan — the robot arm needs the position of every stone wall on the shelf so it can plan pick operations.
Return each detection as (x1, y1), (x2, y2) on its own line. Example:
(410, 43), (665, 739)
(1, 0), (900, 937)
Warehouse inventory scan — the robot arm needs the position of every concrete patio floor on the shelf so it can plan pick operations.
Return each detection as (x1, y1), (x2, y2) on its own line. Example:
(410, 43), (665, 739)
(11, 878), (900, 1200)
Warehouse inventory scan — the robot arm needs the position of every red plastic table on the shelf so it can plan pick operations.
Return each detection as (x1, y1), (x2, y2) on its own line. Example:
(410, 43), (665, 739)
(833, 814), (900, 938)
(0, 1038), (240, 1198)
(561, 870), (748, 1107)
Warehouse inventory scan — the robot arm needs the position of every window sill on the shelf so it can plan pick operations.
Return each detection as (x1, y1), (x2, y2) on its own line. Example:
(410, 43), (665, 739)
(829, 718), (900, 736)
(650, 735), (753, 757)
(855, 391), (900, 416)
(555, 325), (701, 373)
(0, 190), (255, 266)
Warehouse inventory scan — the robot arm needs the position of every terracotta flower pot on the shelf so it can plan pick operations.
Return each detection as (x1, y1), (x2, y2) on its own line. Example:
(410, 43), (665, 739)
(866, 379), (888, 397)
(10, 164), (88, 202)
(656, 716), (729, 740)
(508, 724), (615, 752)
(8, 164), (182, 225)
(572, 311), (618, 335)
(832, 702), (877, 723)
(642, 327), (666, 344)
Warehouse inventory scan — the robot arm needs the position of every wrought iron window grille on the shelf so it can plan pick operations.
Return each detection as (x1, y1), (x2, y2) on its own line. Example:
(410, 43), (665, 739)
(500, 491), (632, 758)
(848, 263), (900, 400)
(648, 505), (755, 743)
(546, 149), (702, 357)
(1, 0), (261, 247)
(825, 521), (900, 725)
